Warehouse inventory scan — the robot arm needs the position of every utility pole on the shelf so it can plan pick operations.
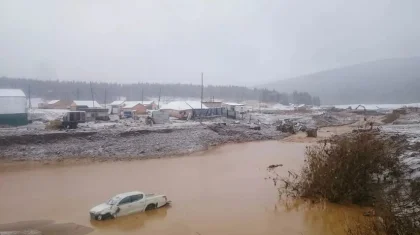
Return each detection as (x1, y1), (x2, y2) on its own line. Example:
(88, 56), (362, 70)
(104, 89), (107, 108)
(90, 82), (95, 107)
(141, 88), (144, 104)
(200, 72), (203, 123)
(28, 85), (32, 109)
(158, 87), (162, 109)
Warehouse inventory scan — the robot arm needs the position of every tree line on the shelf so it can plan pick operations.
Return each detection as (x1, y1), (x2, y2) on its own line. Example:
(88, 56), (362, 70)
(0, 77), (321, 105)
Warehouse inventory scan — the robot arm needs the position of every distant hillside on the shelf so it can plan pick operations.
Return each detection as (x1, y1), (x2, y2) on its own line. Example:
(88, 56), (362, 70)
(263, 57), (420, 105)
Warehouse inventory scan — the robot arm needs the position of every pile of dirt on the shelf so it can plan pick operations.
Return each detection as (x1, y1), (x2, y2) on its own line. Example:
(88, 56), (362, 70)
(312, 113), (341, 127)
(312, 112), (361, 128)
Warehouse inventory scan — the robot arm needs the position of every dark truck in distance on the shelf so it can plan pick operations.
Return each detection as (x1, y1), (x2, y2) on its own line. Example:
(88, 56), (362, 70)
(62, 111), (86, 129)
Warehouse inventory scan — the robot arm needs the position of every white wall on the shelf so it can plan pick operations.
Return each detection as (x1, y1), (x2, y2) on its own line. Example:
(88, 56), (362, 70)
(0, 97), (27, 114)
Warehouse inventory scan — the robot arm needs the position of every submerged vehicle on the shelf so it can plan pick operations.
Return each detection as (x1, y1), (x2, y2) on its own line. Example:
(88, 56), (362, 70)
(89, 191), (169, 221)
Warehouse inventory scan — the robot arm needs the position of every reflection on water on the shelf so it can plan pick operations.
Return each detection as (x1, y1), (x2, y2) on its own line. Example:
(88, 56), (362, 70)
(0, 220), (93, 235)
(0, 141), (369, 235)
(90, 205), (170, 232)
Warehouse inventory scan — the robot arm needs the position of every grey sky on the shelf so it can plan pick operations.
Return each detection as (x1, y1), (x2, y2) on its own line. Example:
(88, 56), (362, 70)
(1, 0), (419, 85)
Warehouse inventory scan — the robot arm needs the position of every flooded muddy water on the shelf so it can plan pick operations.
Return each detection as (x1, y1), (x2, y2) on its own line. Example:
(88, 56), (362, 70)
(0, 141), (367, 235)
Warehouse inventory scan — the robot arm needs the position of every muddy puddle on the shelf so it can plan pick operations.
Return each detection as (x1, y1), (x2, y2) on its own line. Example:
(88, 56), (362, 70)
(0, 141), (368, 235)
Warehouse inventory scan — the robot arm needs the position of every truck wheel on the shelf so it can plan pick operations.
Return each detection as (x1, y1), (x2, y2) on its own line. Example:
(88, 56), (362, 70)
(145, 204), (156, 211)
(97, 214), (103, 221)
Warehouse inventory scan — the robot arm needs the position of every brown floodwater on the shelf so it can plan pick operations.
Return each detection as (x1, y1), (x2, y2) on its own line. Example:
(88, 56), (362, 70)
(0, 141), (367, 235)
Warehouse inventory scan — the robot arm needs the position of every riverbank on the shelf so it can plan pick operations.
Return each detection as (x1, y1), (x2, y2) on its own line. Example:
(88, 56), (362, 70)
(0, 111), (363, 162)
(0, 123), (291, 161)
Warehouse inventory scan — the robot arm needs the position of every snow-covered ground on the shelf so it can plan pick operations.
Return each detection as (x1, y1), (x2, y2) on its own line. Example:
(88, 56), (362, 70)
(331, 103), (420, 111)
(28, 108), (68, 121)
(383, 124), (420, 180)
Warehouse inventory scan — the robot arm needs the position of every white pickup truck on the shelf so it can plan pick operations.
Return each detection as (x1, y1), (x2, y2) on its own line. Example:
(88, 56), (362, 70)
(89, 191), (169, 220)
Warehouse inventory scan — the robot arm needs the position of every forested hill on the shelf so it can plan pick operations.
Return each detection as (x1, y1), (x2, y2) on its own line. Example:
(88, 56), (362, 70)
(0, 77), (320, 105)
(263, 57), (420, 105)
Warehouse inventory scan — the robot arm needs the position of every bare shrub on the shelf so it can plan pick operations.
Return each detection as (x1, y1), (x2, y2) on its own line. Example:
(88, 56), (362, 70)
(46, 120), (62, 130)
(298, 132), (403, 204)
(269, 131), (420, 234)
(372, 179), (420, 235)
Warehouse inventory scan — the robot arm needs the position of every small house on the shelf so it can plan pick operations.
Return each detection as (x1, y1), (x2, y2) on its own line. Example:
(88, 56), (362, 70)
(202, 100), (223, 108)
(109, 100), (125, 114)
(0, 89), (28, 126)
(120, 101), (149, 115)
(223, 102), (246, 112)
(43, 100), (73, 109)
(140, 101), (157, 110)
(222, 102), (246, 119)
(160, 101), (208, 119)
(70, 100), (108, 121)
(70, 100), (102, 110)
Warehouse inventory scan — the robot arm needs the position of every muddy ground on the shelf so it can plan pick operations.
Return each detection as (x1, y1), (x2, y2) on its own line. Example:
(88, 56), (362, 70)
(0, 123), (291, 161)
(0, 111), (362, 161)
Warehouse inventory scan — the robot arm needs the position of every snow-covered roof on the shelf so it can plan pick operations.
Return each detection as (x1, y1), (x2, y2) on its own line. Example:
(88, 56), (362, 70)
(122, 101), (143, 109)
(72, 100), (101, 108)
(141, 101), (154, 105)
(332, 103), (420, 111)
(160, 101), (208, 110)
(47, 100), (60, 104)
(110, 100), (125, 106)
(224, 102), (244, 106)
(0, 89), (25, 97)
(203, 99), (223, 103)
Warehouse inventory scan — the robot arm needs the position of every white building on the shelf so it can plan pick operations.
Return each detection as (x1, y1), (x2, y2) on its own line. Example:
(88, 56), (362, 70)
(0, 89), (28, 126)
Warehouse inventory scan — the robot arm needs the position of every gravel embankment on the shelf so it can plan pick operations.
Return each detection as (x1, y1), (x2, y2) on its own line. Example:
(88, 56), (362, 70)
(0, 123), (289, 161)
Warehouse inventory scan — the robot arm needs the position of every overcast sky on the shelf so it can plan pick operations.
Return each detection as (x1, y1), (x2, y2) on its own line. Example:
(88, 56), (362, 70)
(1, 0), (419, 85)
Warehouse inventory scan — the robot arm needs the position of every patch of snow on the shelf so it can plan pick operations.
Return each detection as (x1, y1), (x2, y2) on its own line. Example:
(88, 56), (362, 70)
(223, 102), (244, 106)
(47, 100), (60, 104)
(331, 103), (420, 111)
(160, 101), (208, 110)
(269, 104), (294, 110)
(110, 100), (125, 106)
(28, 108), (68, 121)
(411, 171), (420, 179)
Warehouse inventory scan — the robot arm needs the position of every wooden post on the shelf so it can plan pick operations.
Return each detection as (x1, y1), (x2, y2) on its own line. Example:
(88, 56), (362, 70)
(200, 72), (203, 123)
(28, 85), (32, 109)
(158, 87), (162, 109)
(90, 82), (94, 107)
(104, 89), (107, 108)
